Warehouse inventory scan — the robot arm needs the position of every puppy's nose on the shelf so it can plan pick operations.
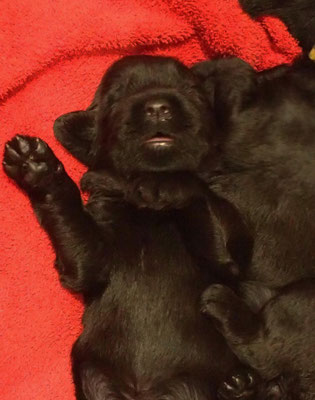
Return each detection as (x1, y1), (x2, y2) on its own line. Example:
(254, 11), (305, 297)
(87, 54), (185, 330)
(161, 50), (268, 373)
(144, 99), (172, 122)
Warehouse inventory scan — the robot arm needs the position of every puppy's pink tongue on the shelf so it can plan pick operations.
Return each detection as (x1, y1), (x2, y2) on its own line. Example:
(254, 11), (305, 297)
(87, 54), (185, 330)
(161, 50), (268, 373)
(146, 137), (173, 143)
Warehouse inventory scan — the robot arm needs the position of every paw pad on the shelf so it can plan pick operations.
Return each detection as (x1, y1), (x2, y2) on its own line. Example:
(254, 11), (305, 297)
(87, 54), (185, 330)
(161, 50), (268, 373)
(218, 368), (259, 400)
(3, 135), (63, 192)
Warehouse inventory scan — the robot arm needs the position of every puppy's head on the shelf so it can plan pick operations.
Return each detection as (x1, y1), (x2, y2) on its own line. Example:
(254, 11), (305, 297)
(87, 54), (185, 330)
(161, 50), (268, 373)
(54, 56), (217, 176)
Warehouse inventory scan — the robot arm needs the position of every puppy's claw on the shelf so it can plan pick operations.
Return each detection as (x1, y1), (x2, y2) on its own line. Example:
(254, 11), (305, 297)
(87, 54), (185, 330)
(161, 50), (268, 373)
(222, 382), (235, 392)
(16, 135), (31, 154)
(5, 145), (21, 163)
(35, 138), (47, 155)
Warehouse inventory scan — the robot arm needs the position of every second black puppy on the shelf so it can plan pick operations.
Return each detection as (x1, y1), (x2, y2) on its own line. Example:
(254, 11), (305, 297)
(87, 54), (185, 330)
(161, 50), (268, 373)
(239, 0), (315, 53)
(191, 56), (315, 398)
(3, 56), (253, 400)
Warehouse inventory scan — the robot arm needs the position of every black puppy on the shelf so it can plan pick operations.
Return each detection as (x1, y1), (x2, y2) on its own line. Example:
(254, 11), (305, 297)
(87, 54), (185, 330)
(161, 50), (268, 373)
(191, 57), (315, 397)
(192, 55), (315, 293)
(3, 56), (254, 400)
(239, 0), (315, 53)
(201, 280), (315, 399)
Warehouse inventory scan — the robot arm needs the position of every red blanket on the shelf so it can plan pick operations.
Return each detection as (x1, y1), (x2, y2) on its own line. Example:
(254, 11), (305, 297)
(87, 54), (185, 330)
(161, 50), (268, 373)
(0, 1), (300, 399)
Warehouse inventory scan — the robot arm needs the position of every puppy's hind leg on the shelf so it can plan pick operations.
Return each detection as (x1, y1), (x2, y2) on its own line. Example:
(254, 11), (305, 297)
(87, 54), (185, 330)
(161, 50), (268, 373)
(72, 359), (123, 400)
(158, 378), (216, 400)
(201, 285), (262, 400)
(81, 367), (122, 400)
(75, 370), (216, 400)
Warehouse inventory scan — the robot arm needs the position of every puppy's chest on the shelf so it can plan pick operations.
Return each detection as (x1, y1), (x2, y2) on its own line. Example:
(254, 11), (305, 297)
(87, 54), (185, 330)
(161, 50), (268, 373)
(119, 212), (197, 276)
(88, 199), (198, 275)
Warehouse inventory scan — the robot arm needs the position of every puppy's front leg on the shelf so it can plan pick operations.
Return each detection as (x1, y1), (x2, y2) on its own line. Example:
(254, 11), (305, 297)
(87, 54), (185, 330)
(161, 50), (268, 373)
(3, 135), (109, 293)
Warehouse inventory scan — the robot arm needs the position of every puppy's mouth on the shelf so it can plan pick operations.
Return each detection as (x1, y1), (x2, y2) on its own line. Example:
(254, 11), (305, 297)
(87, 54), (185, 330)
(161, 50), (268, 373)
(144, 134), (174, 148)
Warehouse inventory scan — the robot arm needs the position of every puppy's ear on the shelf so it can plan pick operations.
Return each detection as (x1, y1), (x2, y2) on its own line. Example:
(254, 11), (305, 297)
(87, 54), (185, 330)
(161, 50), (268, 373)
(53, 100), (98, 166)
(53, 63), (126, 166)
(192, 58), (257, 126)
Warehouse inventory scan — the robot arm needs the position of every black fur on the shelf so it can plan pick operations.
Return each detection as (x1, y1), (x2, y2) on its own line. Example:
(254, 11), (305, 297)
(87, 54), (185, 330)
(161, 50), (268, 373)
(239, 0), (315, 52)
(202, 281), (315, 399)
(192, 56), (315, 398)
(3, 56), (255, 400)
(192, 56), (315, 291)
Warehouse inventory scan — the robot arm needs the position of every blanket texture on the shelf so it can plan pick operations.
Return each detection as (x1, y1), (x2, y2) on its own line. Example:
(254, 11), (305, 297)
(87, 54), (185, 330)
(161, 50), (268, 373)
(0, 1), (301, 399)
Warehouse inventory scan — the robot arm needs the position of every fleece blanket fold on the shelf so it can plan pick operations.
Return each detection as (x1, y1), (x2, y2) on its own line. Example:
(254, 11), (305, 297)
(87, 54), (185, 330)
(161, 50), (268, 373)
(0, 1), (300, 399)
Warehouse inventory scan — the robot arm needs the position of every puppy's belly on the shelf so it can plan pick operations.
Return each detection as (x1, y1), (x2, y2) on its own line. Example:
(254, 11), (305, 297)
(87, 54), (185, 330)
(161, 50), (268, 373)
(78, 228), (235, 383)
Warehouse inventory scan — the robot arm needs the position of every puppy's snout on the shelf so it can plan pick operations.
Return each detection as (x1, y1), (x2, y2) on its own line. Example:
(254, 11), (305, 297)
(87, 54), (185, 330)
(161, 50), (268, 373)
(144, 99), (172, 122)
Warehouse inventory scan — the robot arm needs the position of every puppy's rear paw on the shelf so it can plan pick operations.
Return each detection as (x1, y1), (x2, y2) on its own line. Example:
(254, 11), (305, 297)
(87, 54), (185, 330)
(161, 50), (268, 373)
(3, 135), (63, 193)
(218, 368), (260, 400)
(201, 284), (236, 315)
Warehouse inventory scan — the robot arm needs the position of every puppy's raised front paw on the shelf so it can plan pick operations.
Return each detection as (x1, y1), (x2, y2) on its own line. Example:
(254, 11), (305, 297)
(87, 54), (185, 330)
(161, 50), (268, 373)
(218, 368), (259, 400)
(3, 135), (63, 193)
